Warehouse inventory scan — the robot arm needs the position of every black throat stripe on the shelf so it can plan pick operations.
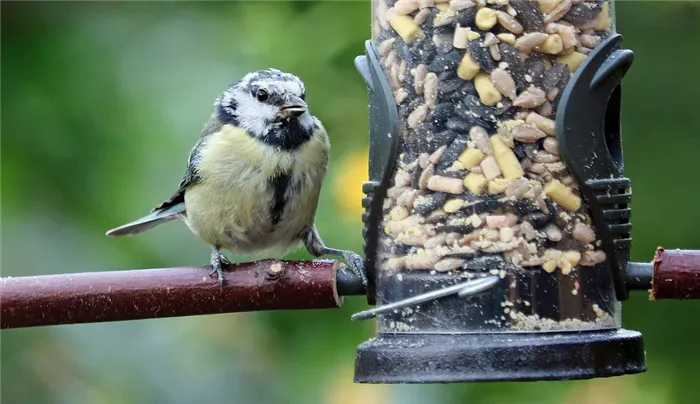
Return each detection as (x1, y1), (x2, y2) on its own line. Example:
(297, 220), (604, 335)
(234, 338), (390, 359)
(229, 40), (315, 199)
(269, 171), (292, 227)
(262, 119), (314, 151)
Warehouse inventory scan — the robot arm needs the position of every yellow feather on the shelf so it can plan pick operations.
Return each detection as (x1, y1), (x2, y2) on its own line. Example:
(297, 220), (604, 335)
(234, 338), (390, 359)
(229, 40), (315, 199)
(183, 123), (330, 258)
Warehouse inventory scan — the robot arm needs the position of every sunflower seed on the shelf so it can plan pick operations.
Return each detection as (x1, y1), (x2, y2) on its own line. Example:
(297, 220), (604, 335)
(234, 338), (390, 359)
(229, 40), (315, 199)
(467, 39), (497, 72)
(510, 0), (545, 31)
(513, 86), (547, 108)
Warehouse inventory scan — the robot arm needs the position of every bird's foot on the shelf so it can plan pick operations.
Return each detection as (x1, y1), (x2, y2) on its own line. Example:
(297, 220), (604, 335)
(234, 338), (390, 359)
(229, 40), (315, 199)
(342, 251), (368, 287)
(209, 248), (228, 290)
(301, 226), (368, 288)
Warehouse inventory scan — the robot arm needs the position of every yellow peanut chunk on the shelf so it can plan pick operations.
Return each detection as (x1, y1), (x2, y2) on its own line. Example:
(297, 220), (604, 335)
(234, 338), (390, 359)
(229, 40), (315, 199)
(390, 205), (409, 221)
(537, 0), (561, 14)
(488, 178), (512, 194)
(467, 30), (481, 40)
(535, 34), (563, 55)
(457, 53), (480, 80)
(544, 179), (582, 211)
(497, 33), (516, 45)
(457, 148), (486, 169)
(542, 260), (557, 273)
(464, 172), (488, 195)
(562, 250), (582, 267)
(474, 73), (502, 106)
(389, 15), (424, 44)
(596, 2), (611, 31)
(490, 136), (524, 180)
(436, 3), (449, 12)
(443, 199), (464, 213)
(556, 52), (587, 73)
(475, 8), (498, 30)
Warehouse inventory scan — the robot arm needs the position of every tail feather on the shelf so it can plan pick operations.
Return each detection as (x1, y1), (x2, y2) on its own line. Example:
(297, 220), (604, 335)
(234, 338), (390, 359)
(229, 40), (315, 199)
(105, 202), (186, 237)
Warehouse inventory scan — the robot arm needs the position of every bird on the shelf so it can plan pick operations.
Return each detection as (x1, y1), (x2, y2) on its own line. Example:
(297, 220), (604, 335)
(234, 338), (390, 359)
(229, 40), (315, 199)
(105, 68), (367, 288)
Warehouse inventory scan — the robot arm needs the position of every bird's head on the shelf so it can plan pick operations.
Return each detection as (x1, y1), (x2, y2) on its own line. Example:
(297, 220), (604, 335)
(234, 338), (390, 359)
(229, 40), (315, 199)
(214, 68), (316, 150)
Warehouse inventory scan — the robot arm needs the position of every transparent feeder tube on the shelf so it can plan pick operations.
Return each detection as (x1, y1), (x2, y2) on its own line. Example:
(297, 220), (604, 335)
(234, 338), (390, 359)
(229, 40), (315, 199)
(371, 0), (620, 333)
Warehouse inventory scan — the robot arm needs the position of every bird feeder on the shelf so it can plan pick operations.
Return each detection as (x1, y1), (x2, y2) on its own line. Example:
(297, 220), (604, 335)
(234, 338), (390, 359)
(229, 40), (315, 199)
(6, 0), (700, 388)
(352, 0), (649, 383)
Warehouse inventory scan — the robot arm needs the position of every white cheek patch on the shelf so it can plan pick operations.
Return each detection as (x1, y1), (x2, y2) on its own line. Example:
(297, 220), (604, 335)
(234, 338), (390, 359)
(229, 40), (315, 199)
(236, 93), (278, 136)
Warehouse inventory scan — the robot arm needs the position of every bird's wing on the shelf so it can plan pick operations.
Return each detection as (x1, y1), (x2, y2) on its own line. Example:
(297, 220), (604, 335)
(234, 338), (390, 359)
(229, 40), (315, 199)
(151, 115), (224, 213)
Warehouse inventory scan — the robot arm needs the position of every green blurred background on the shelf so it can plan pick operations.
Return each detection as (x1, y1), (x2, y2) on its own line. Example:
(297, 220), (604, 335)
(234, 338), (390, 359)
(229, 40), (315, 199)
(2, 1), (700, 403)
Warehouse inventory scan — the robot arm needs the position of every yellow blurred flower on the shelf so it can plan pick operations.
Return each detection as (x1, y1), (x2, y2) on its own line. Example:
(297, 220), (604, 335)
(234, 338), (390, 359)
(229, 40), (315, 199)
(332, 148), (369, 220)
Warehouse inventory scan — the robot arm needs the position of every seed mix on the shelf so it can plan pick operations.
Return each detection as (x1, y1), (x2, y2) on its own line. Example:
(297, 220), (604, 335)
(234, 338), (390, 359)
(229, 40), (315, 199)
(373, 0), (616, 330)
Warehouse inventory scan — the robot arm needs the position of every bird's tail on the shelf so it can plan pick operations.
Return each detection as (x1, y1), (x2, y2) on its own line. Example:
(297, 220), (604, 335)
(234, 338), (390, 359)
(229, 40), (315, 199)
(105, 202), (185, 237)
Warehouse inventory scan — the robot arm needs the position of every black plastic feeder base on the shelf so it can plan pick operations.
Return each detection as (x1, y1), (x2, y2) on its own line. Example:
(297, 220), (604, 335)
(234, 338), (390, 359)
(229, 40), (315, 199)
(354, 329), (646, 383)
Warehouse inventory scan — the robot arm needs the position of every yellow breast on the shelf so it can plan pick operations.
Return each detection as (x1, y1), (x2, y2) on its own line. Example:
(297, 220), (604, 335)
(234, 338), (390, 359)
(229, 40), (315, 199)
(183, 123), (330, 256)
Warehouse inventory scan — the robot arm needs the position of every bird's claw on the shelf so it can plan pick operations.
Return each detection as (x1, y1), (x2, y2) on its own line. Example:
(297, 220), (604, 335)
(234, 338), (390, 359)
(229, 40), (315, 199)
(343, 251), (368, 287)
(209, 250), (228, 291)
(219, 254), (232, 265)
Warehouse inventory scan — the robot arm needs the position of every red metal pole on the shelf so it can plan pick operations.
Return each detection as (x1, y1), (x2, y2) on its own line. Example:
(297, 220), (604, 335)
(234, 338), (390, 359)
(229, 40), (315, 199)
(0, 259), (342, 329)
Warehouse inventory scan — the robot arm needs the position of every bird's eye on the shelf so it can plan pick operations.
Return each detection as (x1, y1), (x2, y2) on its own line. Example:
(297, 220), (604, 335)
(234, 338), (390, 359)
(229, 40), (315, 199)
(300, 93), (306, 101)
(256, 89), (269, 102)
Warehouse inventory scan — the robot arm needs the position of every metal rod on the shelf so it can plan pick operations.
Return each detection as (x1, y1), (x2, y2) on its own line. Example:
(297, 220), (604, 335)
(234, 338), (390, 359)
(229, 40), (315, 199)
(350, 276), (501, 322)
(626, 262), (652, 290)
(0, 259), (344, 329)
(336, 266), (367, 296)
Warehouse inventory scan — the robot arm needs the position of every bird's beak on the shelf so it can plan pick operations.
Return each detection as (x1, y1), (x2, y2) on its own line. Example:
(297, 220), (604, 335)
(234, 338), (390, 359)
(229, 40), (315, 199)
(277, 95), (307, 120)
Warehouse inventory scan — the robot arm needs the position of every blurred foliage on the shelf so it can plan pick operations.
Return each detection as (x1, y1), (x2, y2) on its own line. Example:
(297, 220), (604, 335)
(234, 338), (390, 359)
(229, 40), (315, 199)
(2, 1), (700, 403)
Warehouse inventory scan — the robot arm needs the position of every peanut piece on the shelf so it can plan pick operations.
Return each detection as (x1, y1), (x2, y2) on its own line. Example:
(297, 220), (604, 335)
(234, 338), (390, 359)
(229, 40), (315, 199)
(475, 8), (498, 30)
(497, 33), (516, 45)
(464, 172), (488, 195)
(544, 179), (582, 211)
(596, 2), (611, 31)
(474, 73), (502, 106)
(389, 15), (425, 44)
(580, 250), (607, 266)
(443, 198), (465, 213)
(488, 177), (511, 194)
(557, 25), (577, 49)
(535, 34), (564, 55)
(457, 53), (481, 80)
(537, 0), (561, 14)
(458, 147), (486, 169)
(491, 135), (524, 180)
(556, 52), (587, 73)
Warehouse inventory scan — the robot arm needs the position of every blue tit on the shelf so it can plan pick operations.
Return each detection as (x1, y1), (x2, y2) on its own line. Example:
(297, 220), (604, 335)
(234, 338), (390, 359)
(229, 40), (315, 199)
(106, 68), (366, 288)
